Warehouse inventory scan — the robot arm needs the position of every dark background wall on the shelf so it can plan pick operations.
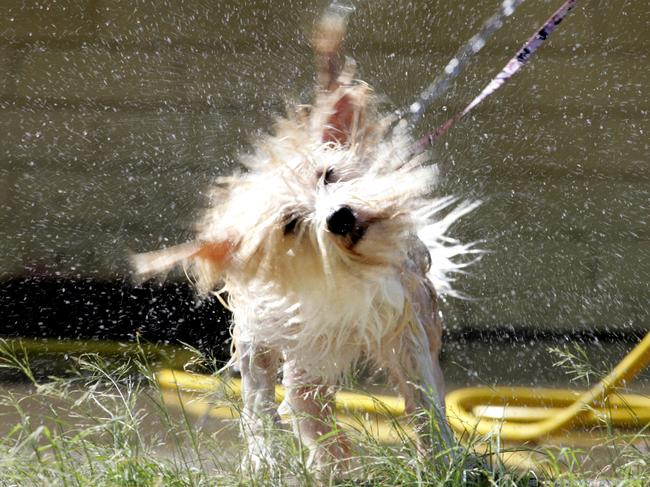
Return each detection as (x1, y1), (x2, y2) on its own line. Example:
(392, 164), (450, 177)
(0, 0), (648, 341)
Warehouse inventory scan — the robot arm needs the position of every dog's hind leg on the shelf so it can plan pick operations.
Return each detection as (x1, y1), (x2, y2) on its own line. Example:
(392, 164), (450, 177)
(384, 321), (456, 461)
(384, 269), (457, 461)
(281, 362), (350, 476)
(238, 340), (281, 472)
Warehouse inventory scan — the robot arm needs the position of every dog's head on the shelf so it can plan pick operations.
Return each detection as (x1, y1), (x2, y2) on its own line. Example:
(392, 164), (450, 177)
(192, 82), (435, 292)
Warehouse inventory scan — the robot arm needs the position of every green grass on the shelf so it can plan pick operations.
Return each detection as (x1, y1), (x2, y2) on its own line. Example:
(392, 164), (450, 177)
(0, 339), (648, 486)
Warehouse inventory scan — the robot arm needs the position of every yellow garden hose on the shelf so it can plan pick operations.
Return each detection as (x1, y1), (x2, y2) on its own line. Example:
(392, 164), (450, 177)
(155, 368), (405, 417)
(445, 332), (650, 441)
(156, 332), (650, 443)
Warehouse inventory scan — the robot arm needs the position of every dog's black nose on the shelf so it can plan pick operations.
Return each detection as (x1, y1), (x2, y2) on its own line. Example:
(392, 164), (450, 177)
(326, 206), (356, 236)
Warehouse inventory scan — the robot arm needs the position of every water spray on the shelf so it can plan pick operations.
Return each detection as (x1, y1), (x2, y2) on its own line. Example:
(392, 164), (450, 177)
(411, 0), (578, 153)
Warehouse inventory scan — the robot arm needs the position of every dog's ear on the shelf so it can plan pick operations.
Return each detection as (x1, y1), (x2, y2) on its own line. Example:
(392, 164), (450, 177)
(130, 240), (233, 281)
(322, 93), (355, 145)
(322, 85), (370, 146)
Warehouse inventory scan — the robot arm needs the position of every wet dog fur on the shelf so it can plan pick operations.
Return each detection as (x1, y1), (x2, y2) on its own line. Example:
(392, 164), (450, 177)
(132, 6), (478, 475)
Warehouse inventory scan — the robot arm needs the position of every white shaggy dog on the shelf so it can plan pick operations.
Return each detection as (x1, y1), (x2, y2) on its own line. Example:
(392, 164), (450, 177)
(133, 6), (477, 474)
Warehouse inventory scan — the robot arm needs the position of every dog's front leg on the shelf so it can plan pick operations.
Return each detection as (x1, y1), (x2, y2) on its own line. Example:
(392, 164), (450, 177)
(281, 362), (350, 475)
(238, 340), (281, 471)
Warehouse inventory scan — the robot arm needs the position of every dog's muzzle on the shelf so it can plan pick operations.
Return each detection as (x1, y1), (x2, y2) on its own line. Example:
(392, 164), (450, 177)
(326, 205), (356, 236)
(327, 205), (367, 245)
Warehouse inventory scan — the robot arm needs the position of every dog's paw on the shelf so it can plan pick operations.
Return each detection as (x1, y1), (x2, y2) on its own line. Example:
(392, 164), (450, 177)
(242, 453), (277, 474)
(240, 442), (280, 475)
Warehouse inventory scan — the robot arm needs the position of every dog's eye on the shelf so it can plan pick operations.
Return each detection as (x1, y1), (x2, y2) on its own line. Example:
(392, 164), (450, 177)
(283, 216), (300, 235)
